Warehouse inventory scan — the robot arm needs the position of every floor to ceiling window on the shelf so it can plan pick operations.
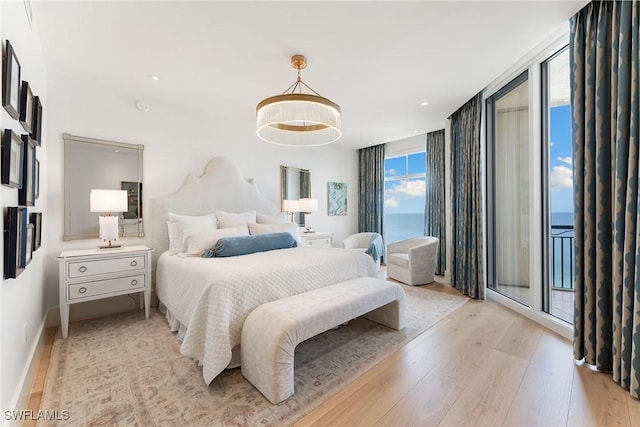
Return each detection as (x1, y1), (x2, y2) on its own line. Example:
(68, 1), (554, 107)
(384, 152), (426, 244)
(542, 47), (574, 324)
(486, 72), (531, 307)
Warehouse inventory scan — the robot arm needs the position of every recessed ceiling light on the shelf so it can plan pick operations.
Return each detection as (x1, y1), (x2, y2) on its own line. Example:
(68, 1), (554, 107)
(149, 74), (159, 81)
(420, 101), (429, 106)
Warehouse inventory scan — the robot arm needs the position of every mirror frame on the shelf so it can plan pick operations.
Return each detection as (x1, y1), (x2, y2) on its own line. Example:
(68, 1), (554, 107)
(63, 133), (144, 240)
(280, 165), (310, 227)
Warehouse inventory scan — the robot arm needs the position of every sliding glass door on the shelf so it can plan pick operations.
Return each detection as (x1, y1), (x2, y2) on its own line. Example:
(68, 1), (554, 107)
(487, 72), (531, 306)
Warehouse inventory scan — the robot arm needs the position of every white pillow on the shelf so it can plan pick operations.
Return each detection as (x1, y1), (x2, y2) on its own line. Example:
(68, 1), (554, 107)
(179, 224), (249, 256)
(166, 213), (217, 254)
(247, 222), (302, 244)
(216, 210), (256, 228)
(256, 212), (289, 224)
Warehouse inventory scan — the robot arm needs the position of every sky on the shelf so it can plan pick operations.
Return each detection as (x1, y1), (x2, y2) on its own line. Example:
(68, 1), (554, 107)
(549, 104), (574, 214)
(383, 104), (573, 217)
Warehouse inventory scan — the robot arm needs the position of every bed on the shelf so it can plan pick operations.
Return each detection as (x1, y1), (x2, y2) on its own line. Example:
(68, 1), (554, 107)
(152, 157), (378, 384)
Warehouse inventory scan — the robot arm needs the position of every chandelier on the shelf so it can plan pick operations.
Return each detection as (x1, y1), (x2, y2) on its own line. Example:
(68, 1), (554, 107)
(256, 55), (341, 147)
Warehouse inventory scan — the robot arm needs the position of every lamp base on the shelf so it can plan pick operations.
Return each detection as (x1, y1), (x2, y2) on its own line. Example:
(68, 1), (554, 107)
(98, 241), (122, 249)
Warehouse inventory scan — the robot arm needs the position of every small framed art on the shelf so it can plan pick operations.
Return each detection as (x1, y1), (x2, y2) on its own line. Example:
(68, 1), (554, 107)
(1, 129), (25, 189)
(327, 182), (347, 216)
(19, 81), (34, 133)
(4, 206), (27, 279)
(18, 135), (36, 206)
(2, 40), (21, 119)
(30, 95), (42, 145)
(23, 223), (34, 267)
(30, 212), (42, 251)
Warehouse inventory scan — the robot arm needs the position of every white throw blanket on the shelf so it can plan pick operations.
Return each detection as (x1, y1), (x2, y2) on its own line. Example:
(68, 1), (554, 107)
(156, 246), (379, 384)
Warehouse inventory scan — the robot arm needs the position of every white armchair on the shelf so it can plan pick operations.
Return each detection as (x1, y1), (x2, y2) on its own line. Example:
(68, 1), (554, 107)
(386, 236), (439, 285)
(341, 232), (384, 268)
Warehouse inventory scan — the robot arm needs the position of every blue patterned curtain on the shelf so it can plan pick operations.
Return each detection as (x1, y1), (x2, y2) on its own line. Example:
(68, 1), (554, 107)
(450, 93), (484, 299)
(358, 144), (385, 234)
(571, 1), (640, 398)
(425, 129), (446, 275)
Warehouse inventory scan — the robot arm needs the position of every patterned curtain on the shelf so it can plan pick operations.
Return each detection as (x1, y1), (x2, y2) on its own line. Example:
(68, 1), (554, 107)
(358, 144), (385, 234)
(450, 93), (484, 299)
(571, 1), (640, 398)
(425, 129), (446, 275)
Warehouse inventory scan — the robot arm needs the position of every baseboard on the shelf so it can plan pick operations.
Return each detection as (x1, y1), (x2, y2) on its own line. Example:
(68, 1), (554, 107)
(6, 308), (50, 427)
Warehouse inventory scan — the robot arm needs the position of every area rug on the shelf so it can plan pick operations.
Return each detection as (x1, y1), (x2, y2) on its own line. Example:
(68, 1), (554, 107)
(38, 285), (467, 426)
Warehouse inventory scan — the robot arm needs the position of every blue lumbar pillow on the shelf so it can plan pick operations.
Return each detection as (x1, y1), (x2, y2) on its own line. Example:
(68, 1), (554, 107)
(202, 232), (298, 258)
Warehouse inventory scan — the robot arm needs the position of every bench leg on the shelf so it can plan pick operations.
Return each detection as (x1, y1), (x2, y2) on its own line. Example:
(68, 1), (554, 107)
(364, 299), (405, 330)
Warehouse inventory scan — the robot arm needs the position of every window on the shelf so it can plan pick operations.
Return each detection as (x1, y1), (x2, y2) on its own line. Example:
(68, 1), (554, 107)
(384, 152), (426, 244)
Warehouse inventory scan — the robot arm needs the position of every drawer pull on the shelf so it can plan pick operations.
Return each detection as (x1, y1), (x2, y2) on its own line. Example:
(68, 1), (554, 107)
(131, 279), (138, 286)
(130, 260), (138, 267)
(78, 266), (87, 273)
(79, 287), (87, 294)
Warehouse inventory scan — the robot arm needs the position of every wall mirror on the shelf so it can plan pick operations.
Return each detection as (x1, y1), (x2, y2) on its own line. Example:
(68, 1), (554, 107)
(280, 165), (310, 227)
(63, 133), (144, 240)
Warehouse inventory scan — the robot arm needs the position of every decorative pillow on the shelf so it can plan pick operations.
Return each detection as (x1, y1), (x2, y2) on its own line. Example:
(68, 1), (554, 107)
(203, 232), (297, 258)
(215, 210), (257, 228)
(167, 213), (217, 254)
(179, 225), (249, 256)
(256, 212), (289, 224)
(247, 221), (302, 244)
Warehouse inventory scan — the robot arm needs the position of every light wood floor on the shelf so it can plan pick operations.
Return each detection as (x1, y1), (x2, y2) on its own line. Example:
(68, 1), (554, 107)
(28, 277), (640, 427)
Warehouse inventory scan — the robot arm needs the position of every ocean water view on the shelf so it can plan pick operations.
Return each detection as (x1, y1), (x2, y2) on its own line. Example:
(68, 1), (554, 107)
(385, 213), (425, 244)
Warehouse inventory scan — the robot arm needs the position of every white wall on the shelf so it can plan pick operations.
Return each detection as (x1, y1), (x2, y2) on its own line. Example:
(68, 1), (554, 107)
(43, 73), (360, 317)
(0, 0), (49, 415)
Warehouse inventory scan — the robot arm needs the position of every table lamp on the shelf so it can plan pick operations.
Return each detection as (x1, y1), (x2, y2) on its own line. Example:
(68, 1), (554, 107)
(90, 189), (128, 249)
(282, 199), (300, 223)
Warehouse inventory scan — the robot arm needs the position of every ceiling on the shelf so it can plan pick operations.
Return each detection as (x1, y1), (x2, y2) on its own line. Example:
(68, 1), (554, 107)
(32, 1), (587, 149)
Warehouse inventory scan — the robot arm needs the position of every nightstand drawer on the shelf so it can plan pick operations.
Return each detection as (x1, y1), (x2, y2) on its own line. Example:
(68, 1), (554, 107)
(68, 274), (145, 300)
(68, 255), (146, 278)
(306, 237), (332, 247)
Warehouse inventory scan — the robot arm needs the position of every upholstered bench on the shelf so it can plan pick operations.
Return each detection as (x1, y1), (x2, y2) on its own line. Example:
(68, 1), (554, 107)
(241, 277), (406, 404)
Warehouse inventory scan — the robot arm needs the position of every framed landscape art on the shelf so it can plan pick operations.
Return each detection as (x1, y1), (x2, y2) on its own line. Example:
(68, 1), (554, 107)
(2, 40), (21, 119)
(18, 135), (36, 206)
(1, 129), (25, 189)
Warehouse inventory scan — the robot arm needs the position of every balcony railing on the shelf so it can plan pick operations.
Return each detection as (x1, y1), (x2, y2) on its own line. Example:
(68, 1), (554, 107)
(551, 225), (575, 290)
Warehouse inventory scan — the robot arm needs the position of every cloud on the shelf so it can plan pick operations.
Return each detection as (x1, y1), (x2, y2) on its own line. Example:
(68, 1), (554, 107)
(385, 180), (426, 206)
(385, 197), (399, 208)
(550, 165), (573, 191)
(557, 156), (572, 166)
(385, 168), (397, 175)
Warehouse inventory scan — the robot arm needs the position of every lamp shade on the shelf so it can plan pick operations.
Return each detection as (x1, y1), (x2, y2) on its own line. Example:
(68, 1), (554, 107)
(90, 189), (128, 213)
(282, 199), (300, 212)
(298, 198), (318, 213)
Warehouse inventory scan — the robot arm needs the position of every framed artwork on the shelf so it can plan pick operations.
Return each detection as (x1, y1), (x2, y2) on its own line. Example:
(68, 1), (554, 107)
(19, 81), (34, 132)
(23, 223), (33, 267)
(121, 181), (142, 219)
(34, 158), (39, 199)
(1, 129), (25, 189)
(4, 206), (27, 279)
(30, 212), (42, 251)
(30, 95), (42, 145)
(18, 135), (36, 206)
(2, 40), (21, 119)
(327, 182), (347, 216)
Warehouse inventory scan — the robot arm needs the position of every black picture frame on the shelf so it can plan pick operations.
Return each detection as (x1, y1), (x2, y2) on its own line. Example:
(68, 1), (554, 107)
(34, 158), (39, 199)
(30, 212), (42, 251)
(18, 135), (35, 206)
(1, 129), (25, 189)
(19, 81), (34, 133)
(4, 206), (27, 279)
(30, 96), (42, 145)
(2, 40), (21, 119)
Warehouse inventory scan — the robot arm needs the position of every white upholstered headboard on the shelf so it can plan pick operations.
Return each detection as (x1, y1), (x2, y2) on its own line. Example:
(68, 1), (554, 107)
(151, 157), (277, 262)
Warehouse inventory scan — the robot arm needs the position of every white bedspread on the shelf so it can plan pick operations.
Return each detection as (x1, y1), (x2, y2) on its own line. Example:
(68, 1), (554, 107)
(156, 246), (378, 384)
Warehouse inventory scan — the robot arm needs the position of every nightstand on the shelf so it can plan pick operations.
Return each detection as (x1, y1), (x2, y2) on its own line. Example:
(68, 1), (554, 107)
(57, 245), (152, 338)
(300, 232), (333, 247)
